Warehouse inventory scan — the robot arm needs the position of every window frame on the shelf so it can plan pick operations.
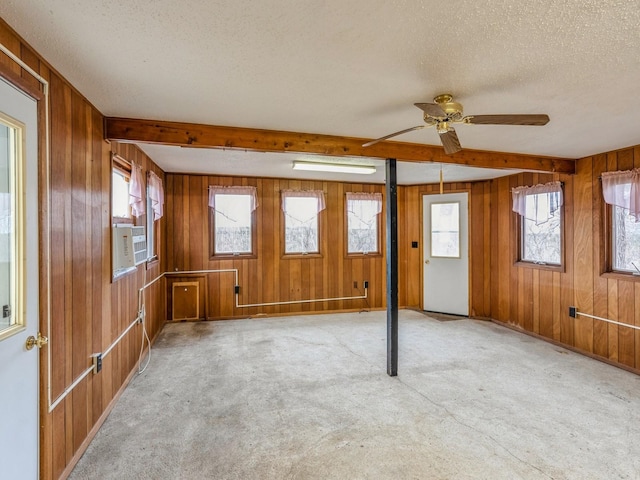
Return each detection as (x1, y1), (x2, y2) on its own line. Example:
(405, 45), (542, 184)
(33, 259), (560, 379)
(111, 154), (133, 225)
(602, 202), (640, 281)
(344, 194), (382, 257)
(281, 193), (323, 258)
(514, 192), (565, 272)
(0, 112), (26, 342)
(145, 178), (159, 265)
(208, 191), (257, 260)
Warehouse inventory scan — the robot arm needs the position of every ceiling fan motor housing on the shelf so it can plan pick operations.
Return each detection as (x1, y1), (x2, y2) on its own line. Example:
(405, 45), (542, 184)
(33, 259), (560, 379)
(432, 93), (464, 122)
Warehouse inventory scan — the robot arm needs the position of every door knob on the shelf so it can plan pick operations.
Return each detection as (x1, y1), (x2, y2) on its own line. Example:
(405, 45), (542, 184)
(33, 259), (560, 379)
(25, 332), (48, 350)
(425, 259), (430, 264)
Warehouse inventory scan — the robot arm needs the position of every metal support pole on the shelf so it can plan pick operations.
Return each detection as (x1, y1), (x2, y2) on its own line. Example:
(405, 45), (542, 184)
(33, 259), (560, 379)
(386, 158), (398, 376)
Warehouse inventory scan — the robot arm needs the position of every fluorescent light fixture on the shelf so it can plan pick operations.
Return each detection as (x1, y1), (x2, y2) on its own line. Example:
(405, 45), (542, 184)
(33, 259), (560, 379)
(292, 161), (376, 175)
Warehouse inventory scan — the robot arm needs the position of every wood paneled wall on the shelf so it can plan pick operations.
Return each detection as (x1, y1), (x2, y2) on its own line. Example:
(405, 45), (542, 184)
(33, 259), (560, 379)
(486, 149), (640, 373)
(166, 175), (491, 319)
(1, 19), (166, 480)
(166, 174), (386, 317)
(398, 181), (491, 317)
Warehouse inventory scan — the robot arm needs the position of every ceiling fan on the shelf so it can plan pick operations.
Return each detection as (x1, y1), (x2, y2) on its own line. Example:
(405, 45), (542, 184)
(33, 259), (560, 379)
(362, 94), (550, 155)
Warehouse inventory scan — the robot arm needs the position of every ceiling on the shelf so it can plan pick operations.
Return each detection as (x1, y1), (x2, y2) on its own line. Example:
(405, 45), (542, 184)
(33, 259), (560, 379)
(2, 1), (639, 183)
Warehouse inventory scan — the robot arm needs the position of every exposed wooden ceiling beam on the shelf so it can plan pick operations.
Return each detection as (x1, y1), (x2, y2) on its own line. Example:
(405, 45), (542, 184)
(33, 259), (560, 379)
(105, 117), (576, 174)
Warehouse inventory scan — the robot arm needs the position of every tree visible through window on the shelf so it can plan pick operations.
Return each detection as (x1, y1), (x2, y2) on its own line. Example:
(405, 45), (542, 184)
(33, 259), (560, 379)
(209, 186), (258, 256)
(513, 182), (563, 266)
(282, 190), (325, 255)
(346, 192), (381, 254)
(612, 185), (640, 273)
(602, 170), (640, 274)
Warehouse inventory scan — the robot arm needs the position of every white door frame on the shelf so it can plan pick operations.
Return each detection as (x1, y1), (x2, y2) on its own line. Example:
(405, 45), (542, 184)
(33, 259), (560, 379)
(421, 190), (471, 316)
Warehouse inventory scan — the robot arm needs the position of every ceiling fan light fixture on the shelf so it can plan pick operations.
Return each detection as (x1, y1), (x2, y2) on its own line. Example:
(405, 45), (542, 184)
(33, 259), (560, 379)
(292, 161), (376, 175)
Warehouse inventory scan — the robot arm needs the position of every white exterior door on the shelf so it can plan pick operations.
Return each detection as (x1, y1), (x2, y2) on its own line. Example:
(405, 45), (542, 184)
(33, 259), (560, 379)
(0, 77), (40, 479)
(423, 192), (469, 316)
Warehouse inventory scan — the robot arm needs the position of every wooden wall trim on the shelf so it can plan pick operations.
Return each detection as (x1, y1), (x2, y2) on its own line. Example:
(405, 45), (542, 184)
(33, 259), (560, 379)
(105, 117), (576, 174)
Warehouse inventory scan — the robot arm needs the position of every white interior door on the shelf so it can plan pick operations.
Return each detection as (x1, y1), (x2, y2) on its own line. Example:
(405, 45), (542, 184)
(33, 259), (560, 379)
(0, 77), (40, 479)
(423, 192), (469, 316)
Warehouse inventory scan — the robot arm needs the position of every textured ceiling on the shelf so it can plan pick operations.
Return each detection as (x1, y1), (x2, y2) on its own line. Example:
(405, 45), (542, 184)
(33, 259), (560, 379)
(2, 1), (640, 180)
(137, 144), (518, 185)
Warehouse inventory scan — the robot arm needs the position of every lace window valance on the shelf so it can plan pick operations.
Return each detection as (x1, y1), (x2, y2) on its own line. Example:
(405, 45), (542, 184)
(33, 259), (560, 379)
(512, 181), (563, 225)
(602, 168), (640, 222)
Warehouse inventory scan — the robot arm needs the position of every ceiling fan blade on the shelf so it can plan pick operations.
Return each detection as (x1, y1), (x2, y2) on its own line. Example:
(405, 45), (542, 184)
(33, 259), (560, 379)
(465, 114), (550, 126)
(362, 125), (425, 147)
(439, 128), (462, 155)
(414, 103), (446, 117)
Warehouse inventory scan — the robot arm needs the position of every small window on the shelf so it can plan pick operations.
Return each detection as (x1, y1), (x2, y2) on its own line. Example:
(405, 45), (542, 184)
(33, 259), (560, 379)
(513, 182), (563, 266)
(611, 188), (640, 274)
(209, 186), (257, 257)
(146, 187), (156, 259)
(282, 190), (325, 255)
(146, 171), (164, 262)
(346, 192), (382, 255)
(112, 165), (131, 220)
(602, 170), (640, 274)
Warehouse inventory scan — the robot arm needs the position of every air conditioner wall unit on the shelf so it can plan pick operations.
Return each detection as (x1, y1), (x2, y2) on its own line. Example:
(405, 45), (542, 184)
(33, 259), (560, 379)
(112, 224), (147, 275)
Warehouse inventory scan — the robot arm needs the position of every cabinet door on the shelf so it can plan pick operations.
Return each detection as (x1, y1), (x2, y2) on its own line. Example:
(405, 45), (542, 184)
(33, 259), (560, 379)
(172, 282), (199, 320)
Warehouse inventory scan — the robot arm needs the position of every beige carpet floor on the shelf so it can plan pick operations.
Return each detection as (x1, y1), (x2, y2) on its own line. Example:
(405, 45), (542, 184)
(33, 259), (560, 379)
(69, 310), (640, 479)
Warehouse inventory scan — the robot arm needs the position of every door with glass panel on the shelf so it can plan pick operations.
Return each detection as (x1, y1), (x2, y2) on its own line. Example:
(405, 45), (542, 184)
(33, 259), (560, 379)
(422, 192), (469, 315)
(0, 77), (40, 479)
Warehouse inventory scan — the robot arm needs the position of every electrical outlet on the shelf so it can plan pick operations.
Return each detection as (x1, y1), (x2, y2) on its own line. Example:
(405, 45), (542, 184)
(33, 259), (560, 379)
(92, 353), (102, 374)
(364, 281), (369, 289)
(569, 306), (577, 318)
(353, 281), (358, 289)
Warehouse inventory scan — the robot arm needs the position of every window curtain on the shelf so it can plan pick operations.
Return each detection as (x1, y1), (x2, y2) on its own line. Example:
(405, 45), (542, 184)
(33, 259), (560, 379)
(148, 171), (165, 221)
(128, 162), (145, 217)
(512, 181), (563, 224)
(208, 186), (259, 211)
(346, 192), (382, 214)
(281, 190), (326, 214)
(602, 168), (640, 222)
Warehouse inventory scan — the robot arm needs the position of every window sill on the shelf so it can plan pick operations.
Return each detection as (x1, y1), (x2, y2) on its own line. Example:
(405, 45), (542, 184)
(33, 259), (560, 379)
(112, 217), (133, 225)
(346, 252), (382, 258)
(112, 265), (137, 283)
(515, 261), (564, 273)
(210, 254), (257, 261)
(146, 256), (159, 269)
(282, 253), (322, 260)
(601, 271), (640, 282)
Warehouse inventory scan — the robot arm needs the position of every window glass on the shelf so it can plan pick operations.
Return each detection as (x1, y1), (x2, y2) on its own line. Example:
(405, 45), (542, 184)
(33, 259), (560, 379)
(521, 193), (561, 265)
(347, 198), (379, 254)
(431, 202), (460, 258)
(112, 169), (130, 219)
(213, 194), (253, 255)
(146, 188), (155, 259)
(284, 196), (319, 254)
(612, 183), (640, 273)
(0, 116), (24, 340)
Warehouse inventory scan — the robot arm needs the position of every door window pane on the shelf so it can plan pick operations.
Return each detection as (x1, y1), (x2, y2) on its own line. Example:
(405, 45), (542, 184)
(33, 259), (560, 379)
(431, 202), (460, 258)
(0, 117), (24, 340)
